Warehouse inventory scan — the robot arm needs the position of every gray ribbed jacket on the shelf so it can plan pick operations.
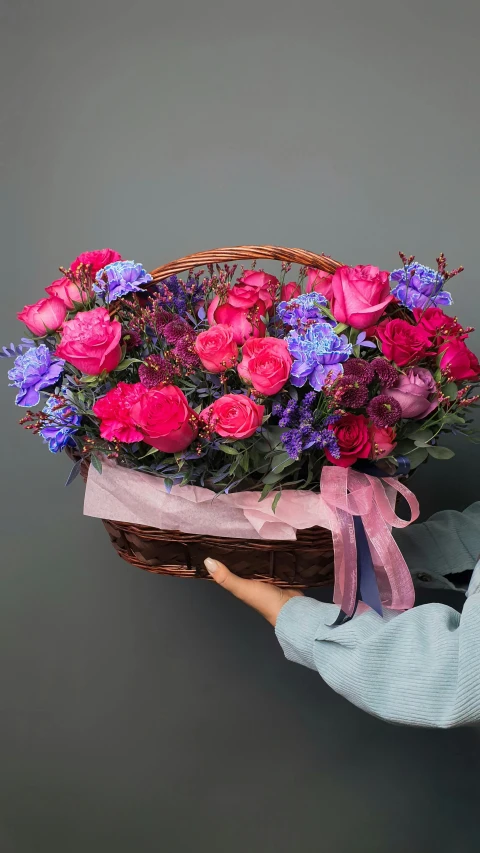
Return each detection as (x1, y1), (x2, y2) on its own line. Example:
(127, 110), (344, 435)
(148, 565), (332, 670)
(275, 503), (480, 728)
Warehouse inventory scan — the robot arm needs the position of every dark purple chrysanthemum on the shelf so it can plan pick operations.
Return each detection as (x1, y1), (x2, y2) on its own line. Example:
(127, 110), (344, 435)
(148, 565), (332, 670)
(163, 318), (191, 344)
(154, 307), (173, 334)
(342, 358), (375, 384)
(122, 328), (143, 351)
(139, 355), (174, 388)
(174, 336), (201, 368)
(371, 358), (399, 388)
(367, 394), (402, 428)
(334, 377), (369, 408)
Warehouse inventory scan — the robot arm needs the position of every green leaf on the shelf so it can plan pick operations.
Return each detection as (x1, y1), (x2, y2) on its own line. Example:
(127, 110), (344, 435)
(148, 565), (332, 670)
(334, 323), (349, 334)
(262, 471), (285, 485)
(443, 382), (458, 401)
(406, 447), (429, 469)
(271, 451), (294, 473)
(139, 446), (159, 460)
(240, 453), (250, 472)
(259, 483), (275, 502)
(434, 368), (442, 382)
(272, 491), (282, 514)
(114, 358), (143, 371)
(219, 445), (240, 456)
(443, 413), (465, 425)
(407, 427), (434, 443)
(90, 454), (103, 474)
(427, 445), (455, 460)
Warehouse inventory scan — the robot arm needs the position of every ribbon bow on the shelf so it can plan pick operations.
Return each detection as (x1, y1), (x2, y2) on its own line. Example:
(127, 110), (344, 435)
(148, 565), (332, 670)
(320, 463), (419, 626)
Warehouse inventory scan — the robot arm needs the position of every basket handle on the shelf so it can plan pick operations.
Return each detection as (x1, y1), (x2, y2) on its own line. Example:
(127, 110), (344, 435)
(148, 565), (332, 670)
(150, 245), (342, 283)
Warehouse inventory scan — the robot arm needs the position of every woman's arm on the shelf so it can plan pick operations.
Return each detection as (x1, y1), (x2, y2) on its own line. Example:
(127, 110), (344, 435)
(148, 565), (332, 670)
(275, 580), (480, 728)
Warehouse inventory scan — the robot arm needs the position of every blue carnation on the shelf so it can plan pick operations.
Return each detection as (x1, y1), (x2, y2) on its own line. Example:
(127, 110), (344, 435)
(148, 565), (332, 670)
(8, 345), (64, 407)
(40, 396), (81, 453)
(94, 260), (152, 301)
(390, 262), (452, 310)
(277, 292), (329, 328)
(287, 322), (352, 391)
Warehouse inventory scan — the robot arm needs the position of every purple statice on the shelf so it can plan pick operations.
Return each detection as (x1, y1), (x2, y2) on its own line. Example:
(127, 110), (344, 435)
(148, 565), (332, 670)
(8, 345), (64, 407)
(272, 398), (299, 428)
(307, 428), (341, 459)
(287, 322), (353, 391)
(277, 293), (328, 328)
(390, 262), (452, 310)
(94, 260), (152, 301)
(156, 275), (188, 315)
(275, 393), (341, 460)
(282, 428), (304, 460)
(367, 394), (402, 428)
(40, 396), (81, 453)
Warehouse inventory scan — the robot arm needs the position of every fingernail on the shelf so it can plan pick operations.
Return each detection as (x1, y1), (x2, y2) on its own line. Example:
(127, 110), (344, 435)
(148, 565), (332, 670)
(204, 558), (219, 574)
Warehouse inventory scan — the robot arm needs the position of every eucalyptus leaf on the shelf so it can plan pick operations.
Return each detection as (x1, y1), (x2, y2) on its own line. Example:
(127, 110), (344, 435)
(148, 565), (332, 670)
(219, 445), (240, 456)
(443, 382), (458, 401)
(139, 446), (160, 460)
(407, 427), (434, 443)
(427, 445), (455, 460)
(90, 454), (103, 474)
(406, 447), (429, 469)
(114, 358), (143, 371)
(272, 491), (282, 514)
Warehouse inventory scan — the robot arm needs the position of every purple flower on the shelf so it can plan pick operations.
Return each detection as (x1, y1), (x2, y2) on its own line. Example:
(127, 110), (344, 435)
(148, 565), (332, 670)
(40, 396), (81, 452)
(390, 262), (452, 309)
(278, 293), (328, 328)
(8, 345), (64, 407)
(287, 322), (353, 391)
(371, 358), (398, 388)
(334, 377), (369, 408)
(343, 358), (375, 384)
(139, 355), (175, 388)
(94, 261), (152, 301)
(367, 394), (402, 428)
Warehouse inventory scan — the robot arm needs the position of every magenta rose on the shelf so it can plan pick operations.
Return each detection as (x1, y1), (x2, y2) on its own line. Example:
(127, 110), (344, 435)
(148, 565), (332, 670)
(382, 367), (439, 419)
(438, 339), (480, 382)
(56, 307), (122, 375)
(305, 268), (334, 301)
(330, 265), (393, 330)
(130, 384), (199, 452)
(46, 276), (89, 309)
(92, 382), (146, 443)
(281, 281), (301, 302)
(376, 319), (431, 367)
(71, 248), (122, 276)
(17, 296), (67, 335)
(238, 337), (292, 396)
(194, 324), (239, 373)
(207, 294), (268, 345)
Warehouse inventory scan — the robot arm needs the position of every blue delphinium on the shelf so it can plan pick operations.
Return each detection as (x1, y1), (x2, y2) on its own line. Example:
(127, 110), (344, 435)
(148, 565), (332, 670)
(94, 260), (152, 301)
(287, 322), (352, 391)
(277, 292), (328, 327)
(8, 345), (64, 407)
(390, 262), (453, 309)
(40, 396), (81, 452)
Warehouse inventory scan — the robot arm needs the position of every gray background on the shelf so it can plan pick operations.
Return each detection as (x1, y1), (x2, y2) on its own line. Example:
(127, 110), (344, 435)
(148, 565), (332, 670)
(1, 1), (480, 851)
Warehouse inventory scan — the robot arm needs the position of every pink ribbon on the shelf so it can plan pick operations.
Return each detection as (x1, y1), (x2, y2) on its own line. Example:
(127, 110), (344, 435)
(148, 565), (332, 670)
(320, 467), (419, 618)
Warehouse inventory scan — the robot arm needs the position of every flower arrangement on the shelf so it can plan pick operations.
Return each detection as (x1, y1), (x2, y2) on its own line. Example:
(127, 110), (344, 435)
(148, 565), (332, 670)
(4, 247), (480, 506)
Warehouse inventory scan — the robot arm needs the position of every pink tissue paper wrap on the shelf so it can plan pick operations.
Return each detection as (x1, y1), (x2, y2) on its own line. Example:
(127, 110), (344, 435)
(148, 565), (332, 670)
(84, 460), (419, 616)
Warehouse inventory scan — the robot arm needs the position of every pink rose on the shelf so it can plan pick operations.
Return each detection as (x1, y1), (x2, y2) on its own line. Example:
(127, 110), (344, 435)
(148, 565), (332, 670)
(369, 425), (397, 459)
(305, 268), (334, 301)
(384, 367), (439, 419)
(330, 265), (393, 330)
(17, 296), (67, 335)
(438, 339), (480, 382)
(376, 318), (431, 367)
(201, 394), (264, 439)
(194, 325), (239, 373)
(92, 382), (146, 443)
(413, 306), (467, 344)
(56, 306), (122, 375)
(238, 270), (279, 311)
(207, 295), (268, 345)
(71, 248), (122, 276)
(46, 276), (89, 309)
(281, 282), (301, 302)
(238, 337), (292, 396)
(130, 385), (198, 452)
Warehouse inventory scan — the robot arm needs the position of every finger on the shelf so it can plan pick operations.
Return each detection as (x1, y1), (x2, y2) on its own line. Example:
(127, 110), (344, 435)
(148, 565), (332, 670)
(204, 557), (286, 623)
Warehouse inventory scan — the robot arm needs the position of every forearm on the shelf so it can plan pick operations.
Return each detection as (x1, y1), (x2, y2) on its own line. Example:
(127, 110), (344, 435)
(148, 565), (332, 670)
(275, 591), (480, 728)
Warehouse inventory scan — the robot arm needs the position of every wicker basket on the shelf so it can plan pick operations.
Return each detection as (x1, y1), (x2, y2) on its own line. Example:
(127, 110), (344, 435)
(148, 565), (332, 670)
(87, 245), (345, 587)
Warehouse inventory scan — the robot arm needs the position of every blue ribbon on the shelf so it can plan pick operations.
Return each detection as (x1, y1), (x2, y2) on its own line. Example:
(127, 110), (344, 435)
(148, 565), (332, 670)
(330, 456), (410, 627)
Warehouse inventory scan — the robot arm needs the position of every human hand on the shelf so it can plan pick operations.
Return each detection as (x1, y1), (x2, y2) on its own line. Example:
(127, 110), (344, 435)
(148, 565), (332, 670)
(204, 558), (304, 626)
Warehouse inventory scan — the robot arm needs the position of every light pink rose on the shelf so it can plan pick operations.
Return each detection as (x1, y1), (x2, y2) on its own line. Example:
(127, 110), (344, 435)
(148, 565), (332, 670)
(194, 324), (238, 373)
(238, 337), (292, 396)
(369, 425), (397, 459)
(330, 265), (393, 330)
(17, 296), (67, 335)
(56, 307), (122, 375)
(305, 268), (334, 301)
(383, 367), (439, 419)
(46, 277), (89, 309)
